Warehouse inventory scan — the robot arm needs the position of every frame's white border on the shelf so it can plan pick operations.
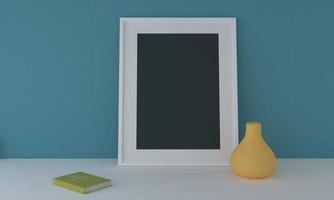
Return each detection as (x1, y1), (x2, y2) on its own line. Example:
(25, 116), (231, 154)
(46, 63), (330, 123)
(118, 18), (238, 166)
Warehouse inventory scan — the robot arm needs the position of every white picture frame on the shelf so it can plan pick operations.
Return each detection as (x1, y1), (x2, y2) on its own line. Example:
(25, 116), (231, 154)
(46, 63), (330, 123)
(118, 18), (238, 166)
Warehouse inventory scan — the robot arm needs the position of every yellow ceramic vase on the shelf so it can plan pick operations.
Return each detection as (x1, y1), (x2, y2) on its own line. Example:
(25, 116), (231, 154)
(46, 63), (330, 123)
(230, 122), (276, 179)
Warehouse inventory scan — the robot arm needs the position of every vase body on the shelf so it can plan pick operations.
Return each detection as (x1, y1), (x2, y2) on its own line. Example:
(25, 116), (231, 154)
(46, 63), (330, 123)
(230, 122), (276, 179)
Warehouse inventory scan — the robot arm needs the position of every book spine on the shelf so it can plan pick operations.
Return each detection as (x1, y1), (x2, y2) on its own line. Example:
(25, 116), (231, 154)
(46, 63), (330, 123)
(53, 179), (86, 194)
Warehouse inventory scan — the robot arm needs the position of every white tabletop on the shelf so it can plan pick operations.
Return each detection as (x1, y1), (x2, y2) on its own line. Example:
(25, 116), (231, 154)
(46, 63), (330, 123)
(0, 159), (332, 200)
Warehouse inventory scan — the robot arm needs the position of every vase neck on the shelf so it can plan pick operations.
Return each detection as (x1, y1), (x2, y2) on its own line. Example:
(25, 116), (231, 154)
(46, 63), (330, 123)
(244, 122), (263, 140)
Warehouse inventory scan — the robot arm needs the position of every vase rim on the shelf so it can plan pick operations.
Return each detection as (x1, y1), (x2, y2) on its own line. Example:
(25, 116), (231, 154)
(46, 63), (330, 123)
(247, 122), (261, 125)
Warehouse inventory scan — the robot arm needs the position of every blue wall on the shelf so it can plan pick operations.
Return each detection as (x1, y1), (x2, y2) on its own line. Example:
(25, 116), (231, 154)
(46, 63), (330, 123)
(0, 0), (333, 158)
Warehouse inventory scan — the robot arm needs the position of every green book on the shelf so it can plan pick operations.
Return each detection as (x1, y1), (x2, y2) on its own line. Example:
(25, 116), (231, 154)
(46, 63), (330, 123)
(53, 172), (111, 194)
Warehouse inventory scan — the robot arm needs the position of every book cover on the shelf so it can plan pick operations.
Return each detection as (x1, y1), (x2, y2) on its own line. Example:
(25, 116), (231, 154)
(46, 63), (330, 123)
(53, 172), (111, 194)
